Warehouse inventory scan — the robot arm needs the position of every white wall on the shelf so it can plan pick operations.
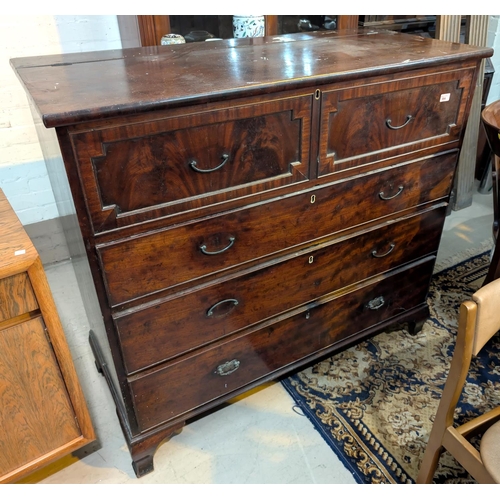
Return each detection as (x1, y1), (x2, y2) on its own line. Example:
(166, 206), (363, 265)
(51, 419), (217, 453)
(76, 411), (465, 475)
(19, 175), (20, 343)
(0, 15), (123, 225)
(2, 15), (500, 226)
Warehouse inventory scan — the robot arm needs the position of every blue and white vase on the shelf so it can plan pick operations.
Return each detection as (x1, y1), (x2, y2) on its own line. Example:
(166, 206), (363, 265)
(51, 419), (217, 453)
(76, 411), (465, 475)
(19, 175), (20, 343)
(232, 15), (265, 38)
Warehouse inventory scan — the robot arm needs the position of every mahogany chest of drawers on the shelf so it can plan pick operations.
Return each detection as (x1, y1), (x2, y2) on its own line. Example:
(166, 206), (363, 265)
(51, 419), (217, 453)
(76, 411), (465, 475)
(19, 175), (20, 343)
(11, 30), (492, 477)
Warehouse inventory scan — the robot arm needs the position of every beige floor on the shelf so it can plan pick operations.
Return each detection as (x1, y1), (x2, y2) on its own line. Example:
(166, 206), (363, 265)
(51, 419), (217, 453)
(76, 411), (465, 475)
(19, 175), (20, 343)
(24, 187), (496, 484)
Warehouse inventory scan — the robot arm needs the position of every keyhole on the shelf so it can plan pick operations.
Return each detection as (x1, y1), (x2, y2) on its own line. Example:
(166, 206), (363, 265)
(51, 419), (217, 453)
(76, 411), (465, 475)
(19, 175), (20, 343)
(310, 195), (316, 204)
(309, 256), (314, 264)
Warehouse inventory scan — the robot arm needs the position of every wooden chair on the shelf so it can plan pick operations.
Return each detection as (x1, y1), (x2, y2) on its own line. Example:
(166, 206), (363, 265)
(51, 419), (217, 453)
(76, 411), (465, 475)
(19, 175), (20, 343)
(416, 277), (500, 484)
(481, 100), (500, 285)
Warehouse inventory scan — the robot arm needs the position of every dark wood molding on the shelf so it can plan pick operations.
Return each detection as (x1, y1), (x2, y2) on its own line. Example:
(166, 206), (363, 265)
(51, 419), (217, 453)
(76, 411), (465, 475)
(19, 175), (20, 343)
(337, 15), (359, 30)
(137, 15), (171, 46)
(265, 15), (278, 36)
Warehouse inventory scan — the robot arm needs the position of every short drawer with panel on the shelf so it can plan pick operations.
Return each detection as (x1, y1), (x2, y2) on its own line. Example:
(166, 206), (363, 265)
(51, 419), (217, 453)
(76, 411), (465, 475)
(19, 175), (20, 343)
(318, 67), (474, 176)
(69, 93), (314, 233)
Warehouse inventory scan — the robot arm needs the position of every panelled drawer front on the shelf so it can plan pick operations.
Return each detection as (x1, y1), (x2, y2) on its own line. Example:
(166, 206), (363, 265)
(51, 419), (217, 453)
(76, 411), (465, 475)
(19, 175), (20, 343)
(115, 207), (446, 373)
(98, 151), (457, 307)
(129, 258), (435, 432)
(318, 68), (473, 176)
(0, 273), (38, 323)
(70, 94), (313, 232)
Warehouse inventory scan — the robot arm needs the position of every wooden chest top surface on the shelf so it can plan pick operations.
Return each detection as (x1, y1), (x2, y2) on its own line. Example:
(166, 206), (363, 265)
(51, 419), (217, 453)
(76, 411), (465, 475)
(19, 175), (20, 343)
(0, 190), (37, 278)
(10, 30), (492, 128)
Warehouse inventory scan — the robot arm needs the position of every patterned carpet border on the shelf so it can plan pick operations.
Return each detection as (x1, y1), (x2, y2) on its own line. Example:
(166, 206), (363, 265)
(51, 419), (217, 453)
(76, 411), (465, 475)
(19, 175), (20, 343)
(282, 246), (500, 484)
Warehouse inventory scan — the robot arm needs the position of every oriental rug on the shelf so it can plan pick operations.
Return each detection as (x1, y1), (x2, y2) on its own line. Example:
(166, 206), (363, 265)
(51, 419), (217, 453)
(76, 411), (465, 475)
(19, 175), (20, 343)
(282, 245), (500, 484)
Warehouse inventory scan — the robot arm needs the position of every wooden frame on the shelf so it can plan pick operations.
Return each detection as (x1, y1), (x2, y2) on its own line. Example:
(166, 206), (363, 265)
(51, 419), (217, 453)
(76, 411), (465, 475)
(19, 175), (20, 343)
(0, 189), (95, 483)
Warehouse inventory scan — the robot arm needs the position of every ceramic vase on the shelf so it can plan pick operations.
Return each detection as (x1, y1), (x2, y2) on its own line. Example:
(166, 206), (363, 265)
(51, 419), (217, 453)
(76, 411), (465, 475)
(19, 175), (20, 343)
(232, 15), (265, 38)
(184, 30), (215, 43)
(161, 34), (186, 45)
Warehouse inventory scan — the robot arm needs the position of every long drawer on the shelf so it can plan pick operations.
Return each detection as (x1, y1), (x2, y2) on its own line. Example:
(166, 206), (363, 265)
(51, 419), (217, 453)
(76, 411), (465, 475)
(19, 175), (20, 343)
(115, 207), (446, 373)
(318, 67), (473, 176)
(129, 258), (435, 432)
(98, 151), (457, 307)
(69, 94), (313, 232)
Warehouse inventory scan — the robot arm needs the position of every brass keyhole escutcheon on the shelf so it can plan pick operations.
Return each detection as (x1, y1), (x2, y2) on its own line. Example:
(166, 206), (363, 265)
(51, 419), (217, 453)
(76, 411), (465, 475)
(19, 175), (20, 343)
(310, 195), (316, 204)
(315, 89), (320, 100)
(309, 256), (314, 264)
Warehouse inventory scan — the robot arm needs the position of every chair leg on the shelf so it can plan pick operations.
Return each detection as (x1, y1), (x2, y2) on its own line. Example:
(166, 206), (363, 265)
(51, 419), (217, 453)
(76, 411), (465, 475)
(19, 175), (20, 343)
(484, 241), (500, 285)
(417, 301), (477, 483)
(416, 439), (444, 483)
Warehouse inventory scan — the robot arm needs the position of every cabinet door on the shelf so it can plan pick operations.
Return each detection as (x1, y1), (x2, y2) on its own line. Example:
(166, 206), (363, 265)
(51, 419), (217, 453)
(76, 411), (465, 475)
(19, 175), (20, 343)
(0, 317), (82, 479)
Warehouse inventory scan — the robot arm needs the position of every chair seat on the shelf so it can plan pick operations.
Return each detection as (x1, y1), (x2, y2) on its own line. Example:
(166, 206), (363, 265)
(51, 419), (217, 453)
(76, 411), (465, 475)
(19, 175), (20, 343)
(480, 419), (500, 483)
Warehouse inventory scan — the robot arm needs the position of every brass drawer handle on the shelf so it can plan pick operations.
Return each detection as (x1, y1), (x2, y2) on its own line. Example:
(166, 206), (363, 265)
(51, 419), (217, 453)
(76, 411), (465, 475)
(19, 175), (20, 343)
(207, 298), (239, 317)
(371, 243), (395, 258)
(215, 359), (240, 376)
(379, 185), (404, 200)
(386, 115), (412, 130)
(200, 236), (235, 255)
(367, 296), (385, 310)
(189, 153), (229, 173)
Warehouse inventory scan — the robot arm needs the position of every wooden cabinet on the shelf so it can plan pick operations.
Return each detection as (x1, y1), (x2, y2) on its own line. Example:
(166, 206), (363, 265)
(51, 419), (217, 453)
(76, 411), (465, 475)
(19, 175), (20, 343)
(0, 190), (95, 483)
(135, 15), (360, 46)
(11, 30), (492, 478)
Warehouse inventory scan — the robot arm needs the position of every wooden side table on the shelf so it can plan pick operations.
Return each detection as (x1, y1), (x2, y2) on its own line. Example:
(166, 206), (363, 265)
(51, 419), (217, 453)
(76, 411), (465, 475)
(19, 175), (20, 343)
(0, 189), (95, 483)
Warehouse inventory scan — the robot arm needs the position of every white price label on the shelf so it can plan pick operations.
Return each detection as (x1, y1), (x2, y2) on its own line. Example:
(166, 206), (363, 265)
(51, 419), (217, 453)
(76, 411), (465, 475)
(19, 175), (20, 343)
(440, 93), (451, 102)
